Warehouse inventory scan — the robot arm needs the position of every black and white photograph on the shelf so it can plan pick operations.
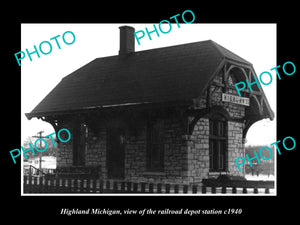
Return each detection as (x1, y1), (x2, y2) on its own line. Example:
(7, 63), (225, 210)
(4, 5), (298, 221)
(21, 23), (276, 195)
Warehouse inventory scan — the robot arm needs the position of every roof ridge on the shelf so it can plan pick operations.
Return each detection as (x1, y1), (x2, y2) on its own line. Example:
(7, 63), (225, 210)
(210, 40), (252, 65)
(134, 39), (213, 54)
(209, 40), (225, 60)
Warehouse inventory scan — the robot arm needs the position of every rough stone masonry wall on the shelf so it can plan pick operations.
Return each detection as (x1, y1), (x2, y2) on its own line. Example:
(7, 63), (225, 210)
(184, 72), (246, 181)
(56, 102), (245, 182)
(227, 121), (245, 176)
(56, 123), (73, 168)
(184, 117), (245, 183)
(56, 116), (190, 183)
(185, 118), (210, 184)
(210, 73), (246, 177)
(84, 126), (107, 179)
(56, 122), (106, 179)
(125, 116), (189, 184)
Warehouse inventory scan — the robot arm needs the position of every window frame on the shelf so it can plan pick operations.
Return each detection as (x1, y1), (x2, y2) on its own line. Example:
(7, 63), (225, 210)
(146, 119), (165, 172)
(209, 115), (227, 172)
(73, 123), (88, 166)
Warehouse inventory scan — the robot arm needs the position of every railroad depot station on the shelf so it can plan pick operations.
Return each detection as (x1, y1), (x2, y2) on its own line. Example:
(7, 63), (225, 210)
(26, 26), (274, 185)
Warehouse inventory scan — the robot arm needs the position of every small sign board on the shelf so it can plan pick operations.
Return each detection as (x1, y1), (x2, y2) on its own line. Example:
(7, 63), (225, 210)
(222, 93), (250, 106)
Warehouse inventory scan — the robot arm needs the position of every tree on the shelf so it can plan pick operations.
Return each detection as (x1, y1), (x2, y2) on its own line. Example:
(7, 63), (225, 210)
(22, 135), (58, 160)
(245, 145), (275, 176)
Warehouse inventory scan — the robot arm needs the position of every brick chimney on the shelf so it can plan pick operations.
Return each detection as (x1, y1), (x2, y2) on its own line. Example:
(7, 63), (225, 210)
(119, 26), (135, 55)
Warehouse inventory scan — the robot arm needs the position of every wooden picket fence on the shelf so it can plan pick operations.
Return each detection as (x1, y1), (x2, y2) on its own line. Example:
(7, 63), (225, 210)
(23, 176), (275, 194)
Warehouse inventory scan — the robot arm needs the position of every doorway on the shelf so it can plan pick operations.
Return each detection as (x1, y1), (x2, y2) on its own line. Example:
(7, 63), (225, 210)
(106, 126), (125, 179)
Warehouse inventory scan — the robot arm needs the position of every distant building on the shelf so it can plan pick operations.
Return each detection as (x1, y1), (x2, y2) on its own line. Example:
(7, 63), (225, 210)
(25, 26), (274, 184)
(24, 156), (56, 176)
(26, 156), (56, 168)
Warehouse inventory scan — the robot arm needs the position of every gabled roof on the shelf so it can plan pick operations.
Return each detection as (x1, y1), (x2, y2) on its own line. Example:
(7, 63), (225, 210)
(25, 40), (256, 119)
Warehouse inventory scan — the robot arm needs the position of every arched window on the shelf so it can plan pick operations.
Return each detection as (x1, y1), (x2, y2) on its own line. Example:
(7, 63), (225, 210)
(209, 114), (227, 172)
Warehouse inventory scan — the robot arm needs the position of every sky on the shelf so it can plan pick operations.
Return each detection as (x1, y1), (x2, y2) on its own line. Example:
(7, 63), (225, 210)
(21, 23), (276, 146)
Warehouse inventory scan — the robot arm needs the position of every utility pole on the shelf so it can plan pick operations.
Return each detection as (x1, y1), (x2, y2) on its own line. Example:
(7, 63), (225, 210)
(32, 131), (49, 176)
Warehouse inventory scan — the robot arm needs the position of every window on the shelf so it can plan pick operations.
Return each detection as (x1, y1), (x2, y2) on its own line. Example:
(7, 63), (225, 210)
(209, 116), (227, 172)
(146, 119), (164, 172)
(73, 123), (88, 166)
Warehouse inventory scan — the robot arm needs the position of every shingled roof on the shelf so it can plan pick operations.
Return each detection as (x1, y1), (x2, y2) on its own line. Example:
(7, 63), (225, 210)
(26, 39), (260, 120)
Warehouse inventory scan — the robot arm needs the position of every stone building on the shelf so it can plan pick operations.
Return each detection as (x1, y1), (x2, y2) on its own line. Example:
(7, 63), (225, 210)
(26, 26), (274, 185)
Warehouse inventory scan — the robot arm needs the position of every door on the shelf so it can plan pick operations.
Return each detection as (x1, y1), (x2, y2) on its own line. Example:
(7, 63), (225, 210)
(106, 127), (125, 179)
(73, 123), (87, 166)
